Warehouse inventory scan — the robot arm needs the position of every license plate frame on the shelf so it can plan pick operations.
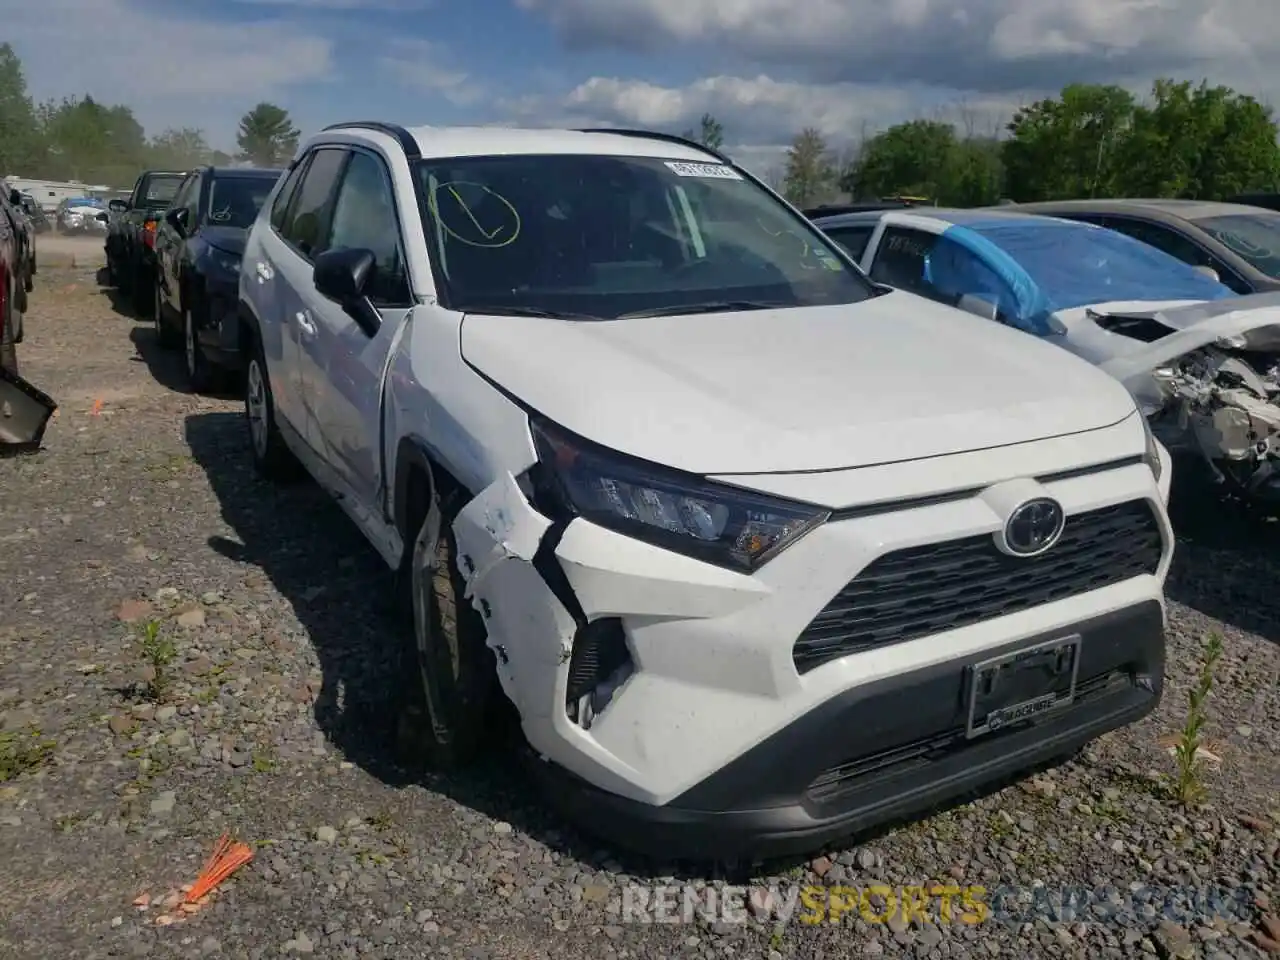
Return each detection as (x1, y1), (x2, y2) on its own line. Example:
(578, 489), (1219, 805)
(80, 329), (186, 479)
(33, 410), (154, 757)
(965, 635), (1081, 740)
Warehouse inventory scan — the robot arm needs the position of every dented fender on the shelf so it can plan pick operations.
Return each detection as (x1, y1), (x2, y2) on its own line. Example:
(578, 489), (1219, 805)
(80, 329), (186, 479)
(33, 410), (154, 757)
(450, 472), (575, 719)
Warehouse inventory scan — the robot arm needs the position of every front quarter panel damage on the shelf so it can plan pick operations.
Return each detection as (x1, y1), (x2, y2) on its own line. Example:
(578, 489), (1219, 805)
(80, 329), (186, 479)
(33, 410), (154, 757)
(451, 472), (574, 721)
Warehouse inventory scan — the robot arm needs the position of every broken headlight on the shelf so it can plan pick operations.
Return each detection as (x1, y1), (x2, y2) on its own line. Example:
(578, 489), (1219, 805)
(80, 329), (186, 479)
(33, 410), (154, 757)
(1141, 415), (1164, 483)
(527, 417), (829, 572)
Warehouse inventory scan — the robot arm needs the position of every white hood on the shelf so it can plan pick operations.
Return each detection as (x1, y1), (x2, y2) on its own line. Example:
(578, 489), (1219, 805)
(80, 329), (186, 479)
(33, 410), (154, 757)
(460, 291), (1138, 475)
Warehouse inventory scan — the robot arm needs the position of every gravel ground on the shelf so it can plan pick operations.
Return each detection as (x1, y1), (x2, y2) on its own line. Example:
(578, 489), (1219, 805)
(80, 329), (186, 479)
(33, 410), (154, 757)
(1, 268), (1278, 960)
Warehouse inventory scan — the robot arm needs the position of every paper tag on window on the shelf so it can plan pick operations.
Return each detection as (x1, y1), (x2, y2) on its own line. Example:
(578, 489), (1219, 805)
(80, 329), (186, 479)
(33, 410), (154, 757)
(664, 161), (742, 180)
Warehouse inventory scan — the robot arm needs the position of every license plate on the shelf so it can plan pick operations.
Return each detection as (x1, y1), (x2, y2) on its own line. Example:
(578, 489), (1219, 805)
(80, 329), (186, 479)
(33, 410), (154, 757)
(965, 636), (1080, 739)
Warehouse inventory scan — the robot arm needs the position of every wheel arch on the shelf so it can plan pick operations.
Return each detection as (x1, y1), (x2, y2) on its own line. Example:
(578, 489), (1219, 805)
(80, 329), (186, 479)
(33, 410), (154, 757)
(392, 437), (469, 563)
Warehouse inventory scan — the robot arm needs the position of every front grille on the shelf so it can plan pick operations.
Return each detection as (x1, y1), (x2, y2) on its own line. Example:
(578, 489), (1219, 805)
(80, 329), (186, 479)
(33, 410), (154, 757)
(792, 500), (1163, 674)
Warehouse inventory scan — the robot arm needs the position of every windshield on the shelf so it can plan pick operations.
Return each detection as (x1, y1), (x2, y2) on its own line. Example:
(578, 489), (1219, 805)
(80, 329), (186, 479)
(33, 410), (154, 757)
(412, 153), (873, 319)
(969, 219), (1234, 310)
(1194, 213), (1280, 279)
(144, 177), (183, 205)
(66, 197), (103, 208)
(206, 176), (275, 229)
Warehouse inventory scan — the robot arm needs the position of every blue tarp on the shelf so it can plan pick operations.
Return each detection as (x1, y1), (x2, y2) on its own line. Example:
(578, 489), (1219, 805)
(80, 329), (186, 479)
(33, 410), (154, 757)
(922, 217), (1234, 336)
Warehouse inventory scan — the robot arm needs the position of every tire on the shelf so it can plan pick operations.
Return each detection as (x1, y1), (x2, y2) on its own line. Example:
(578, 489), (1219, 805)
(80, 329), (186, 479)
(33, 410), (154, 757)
(244, 327), (301, 482)
(183, 304), (215, 394)
(395, 493), (500, 770)
(0, 282), (17, 375)
(152, 283), (179, 348)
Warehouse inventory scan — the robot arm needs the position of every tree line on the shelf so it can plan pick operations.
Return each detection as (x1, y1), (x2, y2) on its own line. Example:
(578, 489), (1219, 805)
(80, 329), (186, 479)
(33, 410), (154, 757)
(0, 44), (302, 188)
(766, 78), (1280, 208)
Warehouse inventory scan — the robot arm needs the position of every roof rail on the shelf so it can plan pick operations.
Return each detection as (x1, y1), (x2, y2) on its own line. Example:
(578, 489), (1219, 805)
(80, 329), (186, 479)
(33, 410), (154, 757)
(573, 127), (732, 165)
(321, 121), (421, 159)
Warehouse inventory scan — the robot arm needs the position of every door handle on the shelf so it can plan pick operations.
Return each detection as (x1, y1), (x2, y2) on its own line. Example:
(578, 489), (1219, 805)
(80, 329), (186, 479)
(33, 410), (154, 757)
(255, 260), (273, 282)
(295, 311), (316, 335)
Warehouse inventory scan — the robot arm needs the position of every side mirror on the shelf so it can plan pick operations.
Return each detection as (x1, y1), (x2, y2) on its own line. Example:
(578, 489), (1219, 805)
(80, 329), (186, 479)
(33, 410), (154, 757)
(165, 207), (188, 233)
(8, 189), (20, 206)
(108, 199), (128, 213)
(313, 247), (380, 335)
(1193, 264), (1220, 282)
(96, 212), (109, 223)
(957, 293), (998, 322)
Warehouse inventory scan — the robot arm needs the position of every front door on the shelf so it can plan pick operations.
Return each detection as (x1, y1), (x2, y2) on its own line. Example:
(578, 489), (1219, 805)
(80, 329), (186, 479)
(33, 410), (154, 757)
(261, 147), (349, 451)
(301, 147), (416, 506)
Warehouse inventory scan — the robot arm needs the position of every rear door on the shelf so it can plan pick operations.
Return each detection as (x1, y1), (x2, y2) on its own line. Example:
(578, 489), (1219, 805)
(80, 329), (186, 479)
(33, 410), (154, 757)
(266, 148), (350, 451)
(247, 156), (311, 434)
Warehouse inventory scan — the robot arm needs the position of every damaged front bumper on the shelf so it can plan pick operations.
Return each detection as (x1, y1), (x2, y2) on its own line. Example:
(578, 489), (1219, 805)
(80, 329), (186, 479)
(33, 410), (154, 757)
(1098, 293), (1280, 502)
(450, 444), (1170, 858)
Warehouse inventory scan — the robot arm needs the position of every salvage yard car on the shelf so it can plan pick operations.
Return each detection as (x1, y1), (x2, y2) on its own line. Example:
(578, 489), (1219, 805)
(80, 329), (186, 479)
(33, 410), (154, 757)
(815, 206), (1280, 511)
(238, 123), (1173, 860)
(152, 164), (283, 391)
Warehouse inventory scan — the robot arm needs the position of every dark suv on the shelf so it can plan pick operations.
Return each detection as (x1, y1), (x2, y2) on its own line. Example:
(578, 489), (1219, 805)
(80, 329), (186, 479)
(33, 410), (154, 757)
(152, 165), (283, 391)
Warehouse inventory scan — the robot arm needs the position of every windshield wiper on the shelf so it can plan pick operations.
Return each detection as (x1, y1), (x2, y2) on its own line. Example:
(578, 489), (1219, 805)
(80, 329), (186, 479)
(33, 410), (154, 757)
(616, 300), (787, 320)
(461, 305), (602, 321)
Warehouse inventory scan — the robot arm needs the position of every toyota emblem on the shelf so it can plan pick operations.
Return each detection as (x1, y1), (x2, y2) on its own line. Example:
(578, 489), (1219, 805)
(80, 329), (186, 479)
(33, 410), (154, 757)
(1002, 498), (1065, 557)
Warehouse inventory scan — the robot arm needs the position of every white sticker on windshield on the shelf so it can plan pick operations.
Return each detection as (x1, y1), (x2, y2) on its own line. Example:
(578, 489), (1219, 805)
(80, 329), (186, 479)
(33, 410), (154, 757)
(665, 161), (742, 180)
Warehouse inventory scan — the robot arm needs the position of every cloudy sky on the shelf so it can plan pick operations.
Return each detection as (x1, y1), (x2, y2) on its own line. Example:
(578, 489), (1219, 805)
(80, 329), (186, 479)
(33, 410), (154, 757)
(2, 0), (1275, 174)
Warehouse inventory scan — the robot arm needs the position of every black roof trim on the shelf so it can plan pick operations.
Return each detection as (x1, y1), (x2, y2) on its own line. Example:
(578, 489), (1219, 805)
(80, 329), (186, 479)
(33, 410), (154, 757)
(321, 122), (421, 159)
(574, 127), (732, 165)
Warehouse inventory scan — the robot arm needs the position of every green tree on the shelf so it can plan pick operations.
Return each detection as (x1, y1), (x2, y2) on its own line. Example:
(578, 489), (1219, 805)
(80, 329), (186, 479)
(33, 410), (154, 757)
(782, 127), (837, 207)
(1001, 84), (1136, 201)
(682, 112), (725, 150)
(0, 43), (43, 176)
(39, 95), (147, 185)
(1117, 79), (1280, 198)
(842, 120), (956, 200)
(149, 127), (211, 170)
(840, 120), (1003, 207)
(236, 103), (300, 166)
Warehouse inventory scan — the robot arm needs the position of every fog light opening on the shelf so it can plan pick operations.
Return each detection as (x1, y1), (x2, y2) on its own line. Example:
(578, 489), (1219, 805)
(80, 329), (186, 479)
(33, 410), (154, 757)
(565, 617), (633, 730)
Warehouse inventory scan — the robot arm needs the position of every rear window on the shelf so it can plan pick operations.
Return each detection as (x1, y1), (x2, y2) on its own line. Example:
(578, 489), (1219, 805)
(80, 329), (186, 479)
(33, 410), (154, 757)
(144, 177), (184, 204)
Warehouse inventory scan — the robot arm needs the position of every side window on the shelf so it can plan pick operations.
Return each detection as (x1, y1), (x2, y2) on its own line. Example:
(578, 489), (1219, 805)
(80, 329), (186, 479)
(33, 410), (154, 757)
(868, 226), (939, 296)
(270, 157), (310, 234)
(184, 174), (202, 223)
(280, 149), (348, 261)
(824, 225), (874, 260)
(169, 175), (194, 213)
(325, 150), (412, 307)
(1103, 217), (1205, 265)
(1101, 216), (1251, 293)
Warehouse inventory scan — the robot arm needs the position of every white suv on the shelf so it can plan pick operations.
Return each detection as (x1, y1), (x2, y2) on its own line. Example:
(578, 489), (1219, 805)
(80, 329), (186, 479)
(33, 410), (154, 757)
(237, 122), (1174, 860)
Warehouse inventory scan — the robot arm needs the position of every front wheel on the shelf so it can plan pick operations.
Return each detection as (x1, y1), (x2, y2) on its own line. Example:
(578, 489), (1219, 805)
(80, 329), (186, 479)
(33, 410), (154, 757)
(395, 500), (500, 770)
(244, 329), (300, 482)
(153, 284), (179, 348)
(183, 305), (215, 394)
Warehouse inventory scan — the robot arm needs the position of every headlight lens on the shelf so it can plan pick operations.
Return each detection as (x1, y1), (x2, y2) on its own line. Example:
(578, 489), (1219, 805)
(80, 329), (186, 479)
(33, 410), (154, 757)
(1141, 416), (1163, 482)
(527, 418), (829, 572)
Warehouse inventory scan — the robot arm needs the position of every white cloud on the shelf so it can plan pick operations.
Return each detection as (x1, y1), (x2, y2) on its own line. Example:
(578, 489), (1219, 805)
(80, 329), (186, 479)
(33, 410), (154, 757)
(229, 0), (433, 8)
(378, 39), (483, 106)
(1, 0), (333, 141)
(500, 74), (1023, 159)
(515, 0), (1280, 99)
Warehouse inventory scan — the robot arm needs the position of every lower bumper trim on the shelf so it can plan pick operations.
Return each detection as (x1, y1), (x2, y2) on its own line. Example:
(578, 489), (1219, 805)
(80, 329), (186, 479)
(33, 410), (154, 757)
(529, 600), (1165, 861)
